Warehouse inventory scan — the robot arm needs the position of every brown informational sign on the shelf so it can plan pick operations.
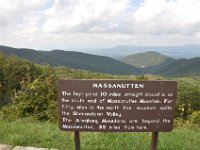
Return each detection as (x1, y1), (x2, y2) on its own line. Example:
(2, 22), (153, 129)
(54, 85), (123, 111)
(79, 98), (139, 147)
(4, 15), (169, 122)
(57, 79), (177, 132)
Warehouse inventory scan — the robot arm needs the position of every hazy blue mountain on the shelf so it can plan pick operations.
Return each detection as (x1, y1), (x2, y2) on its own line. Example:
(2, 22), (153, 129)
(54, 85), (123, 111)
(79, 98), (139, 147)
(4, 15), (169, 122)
(85, 45), (200, 59)
(122, 51), (175, 67)
(0, 45), (141, 75)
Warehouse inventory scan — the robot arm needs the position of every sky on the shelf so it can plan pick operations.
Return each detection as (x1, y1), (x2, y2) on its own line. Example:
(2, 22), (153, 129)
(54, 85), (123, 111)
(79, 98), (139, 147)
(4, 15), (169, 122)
(0, 0), (200, 50)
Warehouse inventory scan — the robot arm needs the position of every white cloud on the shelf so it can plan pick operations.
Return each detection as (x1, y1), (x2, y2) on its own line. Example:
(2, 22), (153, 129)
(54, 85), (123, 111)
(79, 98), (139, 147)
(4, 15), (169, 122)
(134, 0), (200, 35)
(0, 0), (48, 35)
(43, 0), (130, 33)
(0, 0), (200, 49)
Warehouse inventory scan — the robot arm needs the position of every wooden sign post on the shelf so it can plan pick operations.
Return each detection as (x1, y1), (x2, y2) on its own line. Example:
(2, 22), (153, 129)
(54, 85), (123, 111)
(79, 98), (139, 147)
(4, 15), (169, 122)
(74, 131), (80, 150)
(57, 79), (177, 150)
(151, 132), (159, 150)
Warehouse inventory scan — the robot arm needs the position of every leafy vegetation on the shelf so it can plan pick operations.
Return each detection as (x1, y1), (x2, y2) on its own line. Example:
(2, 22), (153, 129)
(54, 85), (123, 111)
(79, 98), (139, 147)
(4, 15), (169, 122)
(0, 54), (41, 108)
(173, 76), (200, 120)
(122, 51), (174, 67)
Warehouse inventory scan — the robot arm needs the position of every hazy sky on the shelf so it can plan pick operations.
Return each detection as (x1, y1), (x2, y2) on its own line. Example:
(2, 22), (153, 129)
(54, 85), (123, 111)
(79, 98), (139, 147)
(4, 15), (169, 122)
(0, 0), (200, 50)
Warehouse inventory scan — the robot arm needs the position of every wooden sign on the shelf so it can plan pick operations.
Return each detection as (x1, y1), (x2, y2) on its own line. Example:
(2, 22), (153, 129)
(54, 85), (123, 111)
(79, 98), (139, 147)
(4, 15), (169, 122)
(57, 79), (177, 132)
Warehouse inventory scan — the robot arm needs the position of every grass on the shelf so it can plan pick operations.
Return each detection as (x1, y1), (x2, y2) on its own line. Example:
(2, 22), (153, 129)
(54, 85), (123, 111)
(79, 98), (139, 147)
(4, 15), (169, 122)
(0, 118), (199, 150)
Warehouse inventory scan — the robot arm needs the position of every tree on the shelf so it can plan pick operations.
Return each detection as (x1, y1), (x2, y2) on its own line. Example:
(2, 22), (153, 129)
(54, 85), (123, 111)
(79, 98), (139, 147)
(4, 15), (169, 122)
(12, 75), (57, 121)
(176, 81), (200, 119)
(0, 53), (7, 107)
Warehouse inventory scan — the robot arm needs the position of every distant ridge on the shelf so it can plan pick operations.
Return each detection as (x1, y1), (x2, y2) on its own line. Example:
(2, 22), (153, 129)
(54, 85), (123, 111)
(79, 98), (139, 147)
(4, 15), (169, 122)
(1, 45), (200, 76)
(147, 57), (200, 76)
(0, 45), (141, 75)
(86, 45), (200, 59)
(122, 51), (174, 67)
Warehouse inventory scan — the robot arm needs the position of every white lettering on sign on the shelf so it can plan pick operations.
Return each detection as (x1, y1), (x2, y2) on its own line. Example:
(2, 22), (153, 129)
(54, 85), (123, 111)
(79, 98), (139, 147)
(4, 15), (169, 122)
(92, 83), (144, 89)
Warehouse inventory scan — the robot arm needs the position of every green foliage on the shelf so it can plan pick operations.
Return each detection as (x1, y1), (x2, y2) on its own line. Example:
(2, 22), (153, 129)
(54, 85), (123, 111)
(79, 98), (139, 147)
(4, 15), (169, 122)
(190, 111), (200, 124)
(13, 76), (57, 120)
(54, 67), (115, 79)
(176, 78), (200, 120)
(4, 55), (40, 89)
(1, 65), (57, 121)
(0, 54), (41, 108)
(136, 74), (148, 80)
(0, 53), (7, 107)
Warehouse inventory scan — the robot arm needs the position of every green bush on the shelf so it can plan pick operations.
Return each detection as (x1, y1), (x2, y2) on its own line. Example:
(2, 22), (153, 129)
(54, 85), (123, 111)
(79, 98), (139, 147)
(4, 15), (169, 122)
(1, 77), (57, 121)
(189, 110), (200, 124)
(1, 65), (57, 121)
(176, 80), (200, 120)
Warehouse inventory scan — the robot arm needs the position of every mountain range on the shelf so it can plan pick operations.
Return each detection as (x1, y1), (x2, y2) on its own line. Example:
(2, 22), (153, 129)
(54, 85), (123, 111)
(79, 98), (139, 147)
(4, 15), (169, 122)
(85, 45), (200, 59)
(121, 51), (200, 76)
(0, 45), (200, 76)
(0, 45), (141, 75)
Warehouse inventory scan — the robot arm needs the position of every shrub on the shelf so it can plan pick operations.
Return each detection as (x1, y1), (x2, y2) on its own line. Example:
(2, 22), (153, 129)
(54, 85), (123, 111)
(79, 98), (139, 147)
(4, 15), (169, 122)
(189, 110), (200, 124)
